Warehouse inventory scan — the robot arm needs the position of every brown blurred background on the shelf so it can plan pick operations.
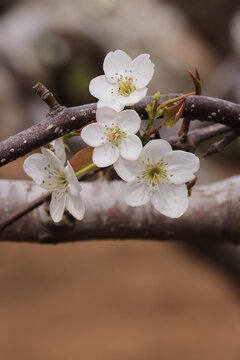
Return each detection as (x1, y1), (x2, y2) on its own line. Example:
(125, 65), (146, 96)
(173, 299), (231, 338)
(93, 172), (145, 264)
(0, 0), (240, 359)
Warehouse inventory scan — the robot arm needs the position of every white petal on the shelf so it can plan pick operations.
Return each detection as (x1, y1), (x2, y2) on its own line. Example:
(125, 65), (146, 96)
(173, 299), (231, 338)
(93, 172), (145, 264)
(165, 151), (200, 184)
(103, 50), (132, 82)
(81, 123), (106, 147)
(118, 87), (147, 106)
(124, 181), (150, 206)
(51, 138), (66, 165)
(65, 162), (82, 196)
(23, 154), (46, 185)
(96, 107), (118, 126)
(50, 192), (66, 223)
(151, 183), (188, 218)
(97, 98), (124, 112)
(114, 157), (143, 182)
(117, 110), (141, 134)
(120, 135), (142, 161)
(93, 143), (119, 167)
(66, 192), (85, 221)
(132, 53), (155, 88)
(141, 139), (172, 164)
(89, 75), (116, 101)
(41, 147), (65, 171)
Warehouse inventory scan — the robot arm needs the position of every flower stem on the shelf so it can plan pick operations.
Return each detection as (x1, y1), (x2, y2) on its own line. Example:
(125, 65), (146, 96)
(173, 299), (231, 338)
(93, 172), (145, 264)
(75, 162), (96, 177)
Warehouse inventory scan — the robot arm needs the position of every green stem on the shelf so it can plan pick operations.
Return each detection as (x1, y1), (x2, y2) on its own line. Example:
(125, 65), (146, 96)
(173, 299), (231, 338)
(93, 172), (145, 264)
(75, 162), (96, 177)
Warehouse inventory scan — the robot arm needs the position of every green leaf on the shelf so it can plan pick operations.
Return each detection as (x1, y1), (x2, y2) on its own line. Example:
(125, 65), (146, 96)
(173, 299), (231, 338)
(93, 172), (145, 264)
(163, 99), (186, 128)
(70, 147), (98, 173)
(63, 132), (80, 141)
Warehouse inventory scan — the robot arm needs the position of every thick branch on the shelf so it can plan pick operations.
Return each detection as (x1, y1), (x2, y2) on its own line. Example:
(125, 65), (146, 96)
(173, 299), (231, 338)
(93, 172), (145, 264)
(0, 92), (239, 167)
(0, 177), (239, 244)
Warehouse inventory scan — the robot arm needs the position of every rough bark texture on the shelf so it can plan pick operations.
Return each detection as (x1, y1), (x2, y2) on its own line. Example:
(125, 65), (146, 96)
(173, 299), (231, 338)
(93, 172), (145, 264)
(0, 94), (239, 167)
(0, 177), (239, 244)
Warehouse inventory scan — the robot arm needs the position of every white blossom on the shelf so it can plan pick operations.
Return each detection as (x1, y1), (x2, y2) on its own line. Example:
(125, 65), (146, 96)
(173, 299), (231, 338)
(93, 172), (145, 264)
(81, 107), (142, 167)
(89, 49), (155, 111)
(114, 139), (200, 218)
(50, 137), (66, 165)
(23, 147), (85, 223)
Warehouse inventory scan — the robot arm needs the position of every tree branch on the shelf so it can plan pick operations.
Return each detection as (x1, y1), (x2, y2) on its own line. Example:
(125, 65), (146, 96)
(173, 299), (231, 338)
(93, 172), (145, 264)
(204, 130), (239, 157)
(0, 86), (239, 167)
(0, 177), (239, 244)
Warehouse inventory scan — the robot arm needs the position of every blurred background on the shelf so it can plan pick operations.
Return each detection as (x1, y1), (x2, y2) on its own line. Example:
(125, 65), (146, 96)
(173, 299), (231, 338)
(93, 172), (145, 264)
(0, 0), (240, 359)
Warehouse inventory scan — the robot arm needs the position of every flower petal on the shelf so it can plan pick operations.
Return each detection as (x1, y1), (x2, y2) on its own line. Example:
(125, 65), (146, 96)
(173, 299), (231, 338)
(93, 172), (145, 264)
(65, 161), (82, 196)
(51, 138), (66, 165)
(114, 157), (143, 182)
(124, 181), (150, 206)
(93, 143), (119, 167)
(50, 192), (66, 223)
(151, 183), (188, 218)
(118, 87), (147, 107)
(97, 98), (124, 112)
(81, 123), (106, 147)
(89, 75), (116, 101)
(41, 147), (65, 171)
(132, 53), (155, 88)
(96, 107), (118, 126)
(117, 110), (141, 134)
(165, 151), (200, 184)
(23, 154), (47, 185)
(120, 135), (142, 161)
(66, 192), (85, 221)
(103, 50), (132, 82)
(141, 139), (172, 164)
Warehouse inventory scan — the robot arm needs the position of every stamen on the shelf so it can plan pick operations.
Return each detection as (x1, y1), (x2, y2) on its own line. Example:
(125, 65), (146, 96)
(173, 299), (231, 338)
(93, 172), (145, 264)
(142, 162), (168, 193)
(41, 168), (69, 195)
(104, 125), (126, 147)
(117, 77), (136, 97)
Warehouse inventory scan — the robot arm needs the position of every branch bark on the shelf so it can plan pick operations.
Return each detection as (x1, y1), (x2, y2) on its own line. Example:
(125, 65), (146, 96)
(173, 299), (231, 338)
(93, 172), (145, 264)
(0, 92), (240, 167)
(0, 177), (239, 244)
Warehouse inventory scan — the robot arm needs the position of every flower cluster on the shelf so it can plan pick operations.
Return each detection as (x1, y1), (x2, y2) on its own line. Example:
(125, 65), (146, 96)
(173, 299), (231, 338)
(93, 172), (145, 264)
(24, 49), (200, 223)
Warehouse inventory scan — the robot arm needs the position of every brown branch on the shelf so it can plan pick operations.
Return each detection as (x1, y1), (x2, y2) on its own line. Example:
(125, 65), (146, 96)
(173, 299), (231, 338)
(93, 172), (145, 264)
(0, 84), (240, 167)
(169, 123), (231, 153)
(204, 130), (239, 157)
(0, 177), (239, 244)
(32, 82), (62, 110)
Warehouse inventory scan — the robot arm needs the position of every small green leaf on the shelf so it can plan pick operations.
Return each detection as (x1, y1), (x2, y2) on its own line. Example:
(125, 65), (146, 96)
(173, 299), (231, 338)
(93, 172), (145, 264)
(163, 99), (186, 128)
(63, 132), (80, 141)
(146, 103), (152, 120)
(159, 92), (194, 110)
(70, 147), (98, 173)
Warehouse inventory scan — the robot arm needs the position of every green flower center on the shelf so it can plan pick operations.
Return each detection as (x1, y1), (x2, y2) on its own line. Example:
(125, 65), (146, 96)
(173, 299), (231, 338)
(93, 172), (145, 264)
(105, 126), (126, 147)
(117, 76), (136, 97)
(42, 167), (69, 195)
(143, 162), (168, 189)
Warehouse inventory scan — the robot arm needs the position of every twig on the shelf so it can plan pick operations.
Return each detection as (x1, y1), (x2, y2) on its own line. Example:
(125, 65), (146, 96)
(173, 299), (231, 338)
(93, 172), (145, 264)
(0, 192), (50, 232)
(33, 82), (62, 110)
(169, 123), (231, 153)
(204, 130), (239, 157)
(0, 84), (240, 167)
